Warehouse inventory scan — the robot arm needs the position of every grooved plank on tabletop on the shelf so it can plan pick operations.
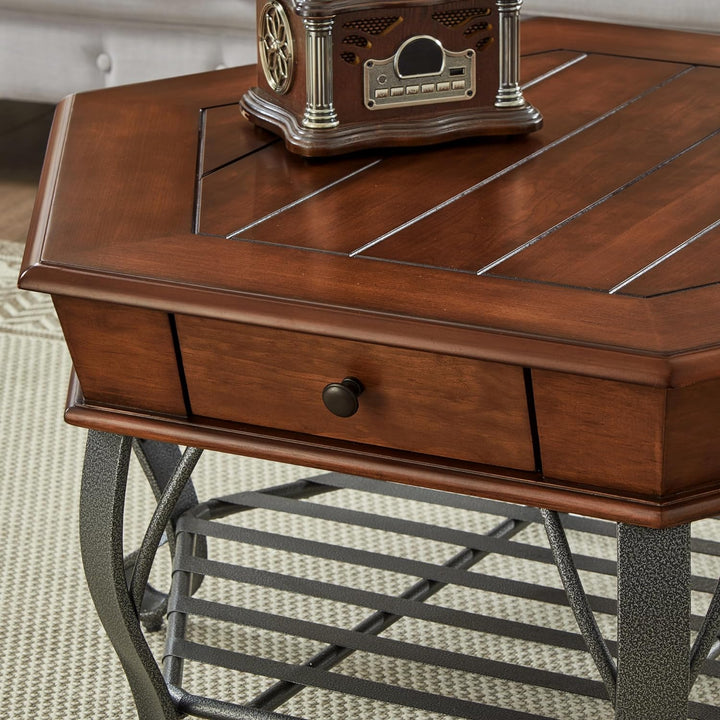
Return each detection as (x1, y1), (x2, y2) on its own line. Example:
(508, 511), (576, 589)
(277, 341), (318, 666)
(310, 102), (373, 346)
(220, 54), (686, 254)
(23, 24), (720, 368)
(196, 53), (586, 179)
(197, 51), (585, 242)
(491, 130), (720, 292)
(621, 224), (720, 297)
(360, 65), (718, 273)
(198, 145), (382, 238)
(520, 50), (587, 87)
(201, 103), (277, 176)
(521, 18), (720, 68)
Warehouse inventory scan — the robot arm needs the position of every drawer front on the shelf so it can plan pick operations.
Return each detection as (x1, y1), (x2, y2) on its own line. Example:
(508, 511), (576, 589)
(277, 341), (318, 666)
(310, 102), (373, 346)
(177, 316), (536, 471)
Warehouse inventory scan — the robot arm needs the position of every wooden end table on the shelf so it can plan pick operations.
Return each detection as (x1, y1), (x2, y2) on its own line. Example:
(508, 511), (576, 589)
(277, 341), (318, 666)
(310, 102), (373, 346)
(19, 17), (720, 720)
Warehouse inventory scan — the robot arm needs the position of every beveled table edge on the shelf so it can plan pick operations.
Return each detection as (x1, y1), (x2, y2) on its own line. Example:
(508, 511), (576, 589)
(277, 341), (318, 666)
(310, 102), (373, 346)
(21, 254), (720, 389)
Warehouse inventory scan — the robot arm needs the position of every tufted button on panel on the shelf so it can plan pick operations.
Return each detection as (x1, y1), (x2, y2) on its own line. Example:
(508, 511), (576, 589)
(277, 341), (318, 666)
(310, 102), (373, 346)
(96, 53), (113, 73)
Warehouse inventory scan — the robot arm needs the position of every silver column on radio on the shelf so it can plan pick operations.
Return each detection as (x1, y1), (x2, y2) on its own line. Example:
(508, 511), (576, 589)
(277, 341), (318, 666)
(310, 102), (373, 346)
(495, 0), (525, 107)
(303, 16), (340, 128)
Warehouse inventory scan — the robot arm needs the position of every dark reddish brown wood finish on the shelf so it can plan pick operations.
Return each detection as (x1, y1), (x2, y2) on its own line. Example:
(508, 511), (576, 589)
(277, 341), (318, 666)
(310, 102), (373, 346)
(242, 0), (540, 154)
(19, 20), (720, 527)
(207, 53), (685, 250)
(201, 104), (277, 176)
(532, 371), (667, 496)
(366, 67), (718, 271)
(664, 380), (720, 497)
(176, 315), (536, 470)
(53, 297), (186, 416)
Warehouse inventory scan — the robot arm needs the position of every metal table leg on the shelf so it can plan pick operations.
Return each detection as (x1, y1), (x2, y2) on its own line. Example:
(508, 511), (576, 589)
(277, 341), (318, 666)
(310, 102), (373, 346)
(79, 430), (202, 720)
(543, 512), (693, 720)
(126, 437), (207, 630)
(615, 523), (691, 720)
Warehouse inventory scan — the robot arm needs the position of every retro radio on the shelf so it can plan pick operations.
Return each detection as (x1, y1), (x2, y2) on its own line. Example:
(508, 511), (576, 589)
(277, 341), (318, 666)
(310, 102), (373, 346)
(240, 0), (542, 156)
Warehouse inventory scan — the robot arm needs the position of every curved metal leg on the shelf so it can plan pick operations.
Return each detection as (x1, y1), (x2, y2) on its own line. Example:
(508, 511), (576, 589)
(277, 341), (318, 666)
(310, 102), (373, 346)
(127, 439), (207, 630)
(128, 445), (204, 615)
(79, 430), (180, 720)
(132, 438), (204, 544)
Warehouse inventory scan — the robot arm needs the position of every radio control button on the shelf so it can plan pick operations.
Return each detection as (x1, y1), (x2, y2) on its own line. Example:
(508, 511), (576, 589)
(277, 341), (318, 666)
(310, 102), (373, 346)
(375, 88), (389, 99)
(451, 79), (466, 90)
(436, 81), (450, 92)
(421, 83), (435, 93)
(390, 86), (404, 97)
(406, 85), (419, 95)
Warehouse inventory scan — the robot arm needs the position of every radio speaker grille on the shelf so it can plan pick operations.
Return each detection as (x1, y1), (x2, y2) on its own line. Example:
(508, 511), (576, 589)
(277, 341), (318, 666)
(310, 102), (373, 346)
(464, 21), (490, 35)
(343, 34), (371, 47)
(432, 7), (491, 27)
(342, 16), (403, 35)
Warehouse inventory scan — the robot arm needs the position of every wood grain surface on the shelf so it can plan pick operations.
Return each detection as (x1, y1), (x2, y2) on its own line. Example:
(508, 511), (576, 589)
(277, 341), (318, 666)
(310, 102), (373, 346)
(20, 24), (720, 366)
(53, 296), (186, 416)
(176, 315), (537, 470)
(20, 19), (720, 526)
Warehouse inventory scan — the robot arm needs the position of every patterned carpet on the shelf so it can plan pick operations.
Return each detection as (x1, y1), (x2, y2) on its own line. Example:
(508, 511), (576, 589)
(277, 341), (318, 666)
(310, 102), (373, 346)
(2, 238), (719, 720)
(0, 239), (314, 719)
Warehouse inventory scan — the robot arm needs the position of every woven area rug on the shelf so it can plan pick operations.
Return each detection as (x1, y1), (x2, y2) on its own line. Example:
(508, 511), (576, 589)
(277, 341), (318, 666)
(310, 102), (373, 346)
(2, 238), (719, 720)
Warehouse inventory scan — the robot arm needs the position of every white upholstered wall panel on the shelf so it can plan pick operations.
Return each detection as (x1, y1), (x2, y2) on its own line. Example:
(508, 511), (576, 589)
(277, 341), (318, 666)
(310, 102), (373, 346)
(0, 0), (256, 28)
(0, 9), (256, 102)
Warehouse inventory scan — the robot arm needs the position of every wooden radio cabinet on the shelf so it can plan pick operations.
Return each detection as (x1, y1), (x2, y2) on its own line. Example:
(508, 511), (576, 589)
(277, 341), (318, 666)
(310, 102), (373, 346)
(240, 0), (542, 154)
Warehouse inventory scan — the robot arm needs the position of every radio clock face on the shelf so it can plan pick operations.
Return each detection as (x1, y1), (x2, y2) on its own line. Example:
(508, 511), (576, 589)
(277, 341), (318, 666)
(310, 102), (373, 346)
(259, 1), (294, 94)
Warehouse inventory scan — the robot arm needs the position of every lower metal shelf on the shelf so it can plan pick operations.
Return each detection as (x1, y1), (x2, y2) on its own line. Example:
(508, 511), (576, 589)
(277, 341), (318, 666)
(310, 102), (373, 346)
(159, 472), (720, 720)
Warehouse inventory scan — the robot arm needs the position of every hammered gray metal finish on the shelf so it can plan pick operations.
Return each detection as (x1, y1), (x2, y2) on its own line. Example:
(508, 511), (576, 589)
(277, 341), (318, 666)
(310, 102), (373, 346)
(168, 683), (304, 720)
(541, 509), (617, 702)
(615, 523), (691, 720)
(79, 430), (720, 719)
(129, 438), (207, 630)
(79, 430), (180, 720)
(690, 575), (720, 687)
(129, 445), (204, 615)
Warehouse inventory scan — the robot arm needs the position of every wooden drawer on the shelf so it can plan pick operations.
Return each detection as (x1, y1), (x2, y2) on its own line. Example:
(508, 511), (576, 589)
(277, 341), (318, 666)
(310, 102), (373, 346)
(176, 316), (537, 471)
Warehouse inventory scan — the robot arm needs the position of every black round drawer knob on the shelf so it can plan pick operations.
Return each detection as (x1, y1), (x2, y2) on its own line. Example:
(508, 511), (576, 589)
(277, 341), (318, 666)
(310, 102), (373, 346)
(322, 377), (364, 418)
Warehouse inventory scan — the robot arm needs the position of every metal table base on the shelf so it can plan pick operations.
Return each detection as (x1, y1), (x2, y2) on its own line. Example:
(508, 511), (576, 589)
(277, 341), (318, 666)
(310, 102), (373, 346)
(79, 431), (720, 720)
